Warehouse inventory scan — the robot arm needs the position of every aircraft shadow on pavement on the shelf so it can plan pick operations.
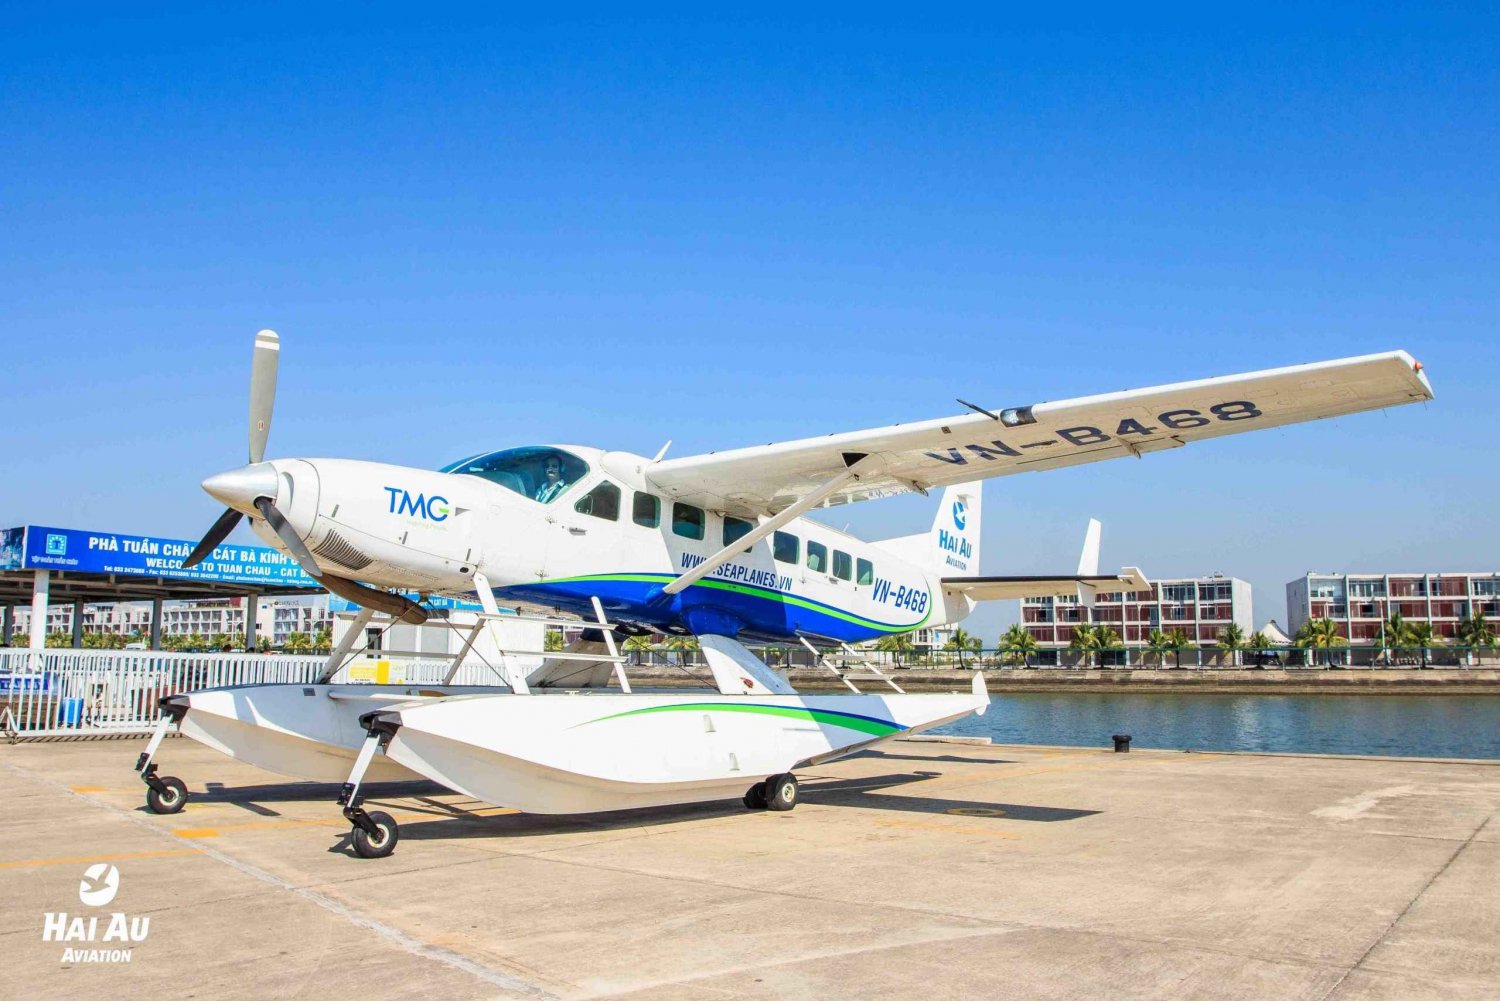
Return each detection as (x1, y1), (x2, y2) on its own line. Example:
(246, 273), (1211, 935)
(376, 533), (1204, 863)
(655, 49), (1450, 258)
(331, 768), (1098, 854)
(852, 750), (1022, 766)
(187, 779), (450, 817)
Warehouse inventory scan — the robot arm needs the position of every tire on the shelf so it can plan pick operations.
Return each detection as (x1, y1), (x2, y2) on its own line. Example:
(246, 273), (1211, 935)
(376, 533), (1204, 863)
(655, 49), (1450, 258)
(351, 810), (399, 859)
(743, 781), (768, 810)
(146, 776), (188, 815)
(764, 773), (798, 812)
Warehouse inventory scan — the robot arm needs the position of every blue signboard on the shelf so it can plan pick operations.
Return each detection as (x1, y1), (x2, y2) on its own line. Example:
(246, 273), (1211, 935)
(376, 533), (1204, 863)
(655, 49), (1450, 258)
(7, 525), (320, 589)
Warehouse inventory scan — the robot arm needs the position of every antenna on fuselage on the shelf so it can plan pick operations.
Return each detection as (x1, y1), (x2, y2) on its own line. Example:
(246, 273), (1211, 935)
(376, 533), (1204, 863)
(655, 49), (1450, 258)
(651, 440), (672, 462)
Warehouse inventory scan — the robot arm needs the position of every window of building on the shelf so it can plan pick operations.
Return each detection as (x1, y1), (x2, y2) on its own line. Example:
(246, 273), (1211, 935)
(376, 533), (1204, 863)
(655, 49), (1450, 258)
(574, 481), (621, 521)
(632, 492), (660, 528)
(773, 531), (799, 564)
(723, 516), (754, 547)
(832, 550), (852, 581)
(440, 446), (588, 504)
(1163, 584), (1195, 603)
(672, 503), (704, 540)
(806, 541), (827, 573)
(856, 558), (874, 586)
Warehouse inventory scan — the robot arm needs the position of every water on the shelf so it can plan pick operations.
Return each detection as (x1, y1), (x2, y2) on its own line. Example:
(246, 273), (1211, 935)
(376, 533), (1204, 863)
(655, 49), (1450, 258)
(931, 693), (1500, 759)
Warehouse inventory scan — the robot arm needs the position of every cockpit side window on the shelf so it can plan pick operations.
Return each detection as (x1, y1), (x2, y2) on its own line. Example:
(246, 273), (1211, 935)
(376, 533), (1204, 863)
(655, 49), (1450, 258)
(439, 447), (588, 504)
(575, 481), (621, 521)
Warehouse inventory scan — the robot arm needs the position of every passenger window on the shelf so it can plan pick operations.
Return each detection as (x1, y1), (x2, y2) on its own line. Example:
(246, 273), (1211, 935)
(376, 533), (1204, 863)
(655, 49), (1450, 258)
(723, 516), (753, 547)
(773, 531), (799, 564)
(633, 492), (660, 528)
(806, 541), (827, 573)
(833, 550), (852, 581)
(672, 503), (704, 540)
(574, 481), (621, 521)
(857, 558), (874, 586)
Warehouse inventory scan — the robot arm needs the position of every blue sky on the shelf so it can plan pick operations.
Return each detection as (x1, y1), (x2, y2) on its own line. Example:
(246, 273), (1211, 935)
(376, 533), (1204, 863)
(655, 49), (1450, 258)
(3, 7), (1496, 637)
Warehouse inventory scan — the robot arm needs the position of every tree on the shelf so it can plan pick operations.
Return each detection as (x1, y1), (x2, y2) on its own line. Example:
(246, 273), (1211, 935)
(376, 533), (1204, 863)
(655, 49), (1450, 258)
(1405, 621), (1441, 669)
(943, 627), (982, 667)
(1145, 629), (1172, 668)
(623, 633), (655, 665)
(283, 631), (312, 654)
(543, 628), (565, 653)
(1373, 612), (1411, 666)
(875, 632), (915, 666)
(1165, 628), (1193, 669)
(1296, 617), (1347, 667)
(1069, 624), (1119, 668)
(1455, 613), (1495, 667)
(663, 634), (700, 664)
(1216, 622), (1246, 667)
(1245, 630), (1272, 667)
(312, 627), (332, 654)
(998, 624), (1039, 668)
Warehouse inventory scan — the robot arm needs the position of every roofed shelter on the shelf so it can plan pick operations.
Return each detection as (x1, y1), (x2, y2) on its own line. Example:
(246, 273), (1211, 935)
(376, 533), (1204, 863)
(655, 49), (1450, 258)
(0, 525), (321, 651)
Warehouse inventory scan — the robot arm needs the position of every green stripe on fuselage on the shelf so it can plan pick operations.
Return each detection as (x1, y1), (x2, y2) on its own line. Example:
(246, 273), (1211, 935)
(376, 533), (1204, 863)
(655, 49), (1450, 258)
(538, 572), (931, 634)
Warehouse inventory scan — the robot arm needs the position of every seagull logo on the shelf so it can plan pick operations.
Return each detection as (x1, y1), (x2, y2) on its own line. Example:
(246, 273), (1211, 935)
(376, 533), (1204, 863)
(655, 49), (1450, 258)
(952, 500), (967, 531)
(79, 863), (119, 907)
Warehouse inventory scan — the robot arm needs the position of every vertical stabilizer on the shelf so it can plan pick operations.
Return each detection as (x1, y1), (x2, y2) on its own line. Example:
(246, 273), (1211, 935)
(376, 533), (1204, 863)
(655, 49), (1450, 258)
(1077, 518), (1102, 576)
(872, 482), (983, 576)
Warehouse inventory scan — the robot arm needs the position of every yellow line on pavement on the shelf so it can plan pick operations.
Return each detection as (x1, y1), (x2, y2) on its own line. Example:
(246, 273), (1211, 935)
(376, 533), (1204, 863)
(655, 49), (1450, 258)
(0, 848), (204, 870)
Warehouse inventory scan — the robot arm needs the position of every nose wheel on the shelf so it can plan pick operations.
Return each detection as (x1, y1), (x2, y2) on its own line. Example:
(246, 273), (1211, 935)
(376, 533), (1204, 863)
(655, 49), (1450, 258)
(347, 808), (399, 859)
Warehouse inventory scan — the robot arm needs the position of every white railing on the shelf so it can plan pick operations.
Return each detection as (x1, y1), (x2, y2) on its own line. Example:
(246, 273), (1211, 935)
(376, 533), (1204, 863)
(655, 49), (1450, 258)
(0, 649), (522, 739)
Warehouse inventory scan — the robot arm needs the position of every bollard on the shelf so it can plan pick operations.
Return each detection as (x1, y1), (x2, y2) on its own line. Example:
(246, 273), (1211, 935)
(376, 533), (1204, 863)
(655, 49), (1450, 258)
(1111, 734), (1131, 753)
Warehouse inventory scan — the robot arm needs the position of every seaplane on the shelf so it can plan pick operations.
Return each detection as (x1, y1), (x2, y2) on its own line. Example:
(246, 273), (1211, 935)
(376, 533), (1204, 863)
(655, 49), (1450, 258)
(133, 330), (1432, 858)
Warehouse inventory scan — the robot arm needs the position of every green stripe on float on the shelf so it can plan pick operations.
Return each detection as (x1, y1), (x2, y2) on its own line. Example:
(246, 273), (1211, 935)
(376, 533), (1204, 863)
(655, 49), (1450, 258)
(583, 702), (903, 737)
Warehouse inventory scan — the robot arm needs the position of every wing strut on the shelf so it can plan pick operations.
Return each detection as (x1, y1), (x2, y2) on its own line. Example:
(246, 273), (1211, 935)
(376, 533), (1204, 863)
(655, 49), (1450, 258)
(661, 453), (880, 596)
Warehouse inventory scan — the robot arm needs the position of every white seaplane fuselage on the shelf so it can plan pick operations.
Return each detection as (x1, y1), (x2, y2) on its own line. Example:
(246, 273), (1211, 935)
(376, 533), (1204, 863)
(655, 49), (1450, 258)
(165, 443), (987, 812)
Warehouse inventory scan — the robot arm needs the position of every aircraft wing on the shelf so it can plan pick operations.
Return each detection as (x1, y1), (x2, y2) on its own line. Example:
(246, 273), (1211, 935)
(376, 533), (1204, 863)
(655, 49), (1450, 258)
(645, 351), (1432, 516)
(942, 569), (1152, 602)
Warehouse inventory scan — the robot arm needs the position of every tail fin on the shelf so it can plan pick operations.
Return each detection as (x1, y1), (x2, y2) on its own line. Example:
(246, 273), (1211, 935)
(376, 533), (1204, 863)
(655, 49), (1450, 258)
(873, 482), (983, 574)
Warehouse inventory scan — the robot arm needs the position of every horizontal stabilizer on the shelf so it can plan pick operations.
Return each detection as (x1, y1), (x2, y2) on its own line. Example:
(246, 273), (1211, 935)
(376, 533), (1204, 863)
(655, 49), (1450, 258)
(942, 567), (1150, 602)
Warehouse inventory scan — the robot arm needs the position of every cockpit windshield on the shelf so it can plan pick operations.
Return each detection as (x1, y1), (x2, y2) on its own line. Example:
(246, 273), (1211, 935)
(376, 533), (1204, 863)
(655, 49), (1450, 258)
(439, 447), (589, 504)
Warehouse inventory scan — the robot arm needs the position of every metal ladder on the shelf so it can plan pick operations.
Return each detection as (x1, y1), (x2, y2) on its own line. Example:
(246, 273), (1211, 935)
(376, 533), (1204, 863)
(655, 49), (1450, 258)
(796, 636), (905, 694)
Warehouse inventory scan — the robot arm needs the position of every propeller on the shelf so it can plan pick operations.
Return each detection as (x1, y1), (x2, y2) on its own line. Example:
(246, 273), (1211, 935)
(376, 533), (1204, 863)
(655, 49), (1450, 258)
(182, 329), (429, 626)
(183, 331), (280, 569)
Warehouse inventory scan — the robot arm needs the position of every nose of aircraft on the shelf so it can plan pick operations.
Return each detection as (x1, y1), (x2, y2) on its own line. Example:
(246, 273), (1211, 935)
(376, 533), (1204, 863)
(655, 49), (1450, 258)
(202, 462), (279, 515)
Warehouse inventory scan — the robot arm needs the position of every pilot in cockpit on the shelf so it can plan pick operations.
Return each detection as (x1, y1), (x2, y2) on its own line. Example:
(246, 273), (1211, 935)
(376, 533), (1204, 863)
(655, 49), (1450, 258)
(534, 455), (570, 503)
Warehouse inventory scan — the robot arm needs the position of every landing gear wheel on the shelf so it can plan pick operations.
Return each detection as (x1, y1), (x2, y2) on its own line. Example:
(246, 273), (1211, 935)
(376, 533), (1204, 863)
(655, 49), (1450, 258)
(743, 781), (768, 810)
(350, 810), (399, 859)
(146, 776), (188, 814)
(764, 773), (798, 812)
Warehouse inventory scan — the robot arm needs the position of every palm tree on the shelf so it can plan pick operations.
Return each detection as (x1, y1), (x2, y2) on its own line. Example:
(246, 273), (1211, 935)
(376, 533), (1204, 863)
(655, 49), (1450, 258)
(1094, 626), (1122, 668)
(663, 634), (700, 665)
(1165, 628), (1192, 669)
(944, 627), (982, 668)
(543, 628), (565, 653)
(1405, 621), (1441, 669)
(623, 633), (655, 665)
(1067, 623), (1096, 668)
(1297, 617), (1347, 667)
(1454, 613), (1495, 667)
(998, 624), (1039, 668)
(875, 632), (915, 666)
(1145, 629), (1172, 668)
(1373, 611), (1410, 666)
(283, 631), (311, 654)
(1216, 622), (1246, 667)
(312, 626), (332, 654)
(1245, 630), (1272, 668)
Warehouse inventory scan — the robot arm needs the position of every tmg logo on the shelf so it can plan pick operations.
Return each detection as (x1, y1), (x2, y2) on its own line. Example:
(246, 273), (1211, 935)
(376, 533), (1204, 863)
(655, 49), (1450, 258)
(383, 487), (450, 522)
(952, 499), (967, 531)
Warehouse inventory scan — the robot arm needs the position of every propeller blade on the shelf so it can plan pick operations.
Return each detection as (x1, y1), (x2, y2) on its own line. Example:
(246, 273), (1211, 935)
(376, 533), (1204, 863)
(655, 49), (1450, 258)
(182, 507), (243, 568)
(248, 329), (279, 464)
(319, 574), (429, 625)
(252, 496), (321, 578)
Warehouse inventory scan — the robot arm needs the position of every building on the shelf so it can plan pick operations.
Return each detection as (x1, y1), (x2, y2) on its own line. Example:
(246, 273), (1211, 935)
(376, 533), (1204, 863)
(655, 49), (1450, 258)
(12, 594), (332, 649)
(1022, 575), (1253, 666)
(1287, 572), (1500, 661)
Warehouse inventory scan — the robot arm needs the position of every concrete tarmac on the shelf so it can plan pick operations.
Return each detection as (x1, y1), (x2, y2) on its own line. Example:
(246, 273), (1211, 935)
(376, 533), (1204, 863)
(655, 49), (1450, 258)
(1, 737), (1497, 1000)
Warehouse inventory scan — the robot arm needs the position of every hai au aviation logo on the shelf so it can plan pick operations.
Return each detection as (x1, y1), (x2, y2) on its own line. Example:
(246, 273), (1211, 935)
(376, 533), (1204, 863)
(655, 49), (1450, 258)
(952, 499), (967, 531)
(42, 863), (150, 964)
